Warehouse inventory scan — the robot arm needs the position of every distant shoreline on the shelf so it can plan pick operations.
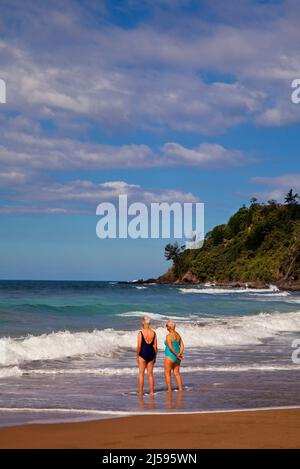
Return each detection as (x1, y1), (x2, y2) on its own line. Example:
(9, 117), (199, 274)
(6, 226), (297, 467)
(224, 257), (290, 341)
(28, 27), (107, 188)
(120, 279), (300, 292)
(1, 279), (299, 292)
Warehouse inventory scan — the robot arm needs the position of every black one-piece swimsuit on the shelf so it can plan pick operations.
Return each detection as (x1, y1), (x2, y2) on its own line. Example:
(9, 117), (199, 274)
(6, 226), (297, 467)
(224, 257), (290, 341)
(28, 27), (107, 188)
(139, 331), (156, 363)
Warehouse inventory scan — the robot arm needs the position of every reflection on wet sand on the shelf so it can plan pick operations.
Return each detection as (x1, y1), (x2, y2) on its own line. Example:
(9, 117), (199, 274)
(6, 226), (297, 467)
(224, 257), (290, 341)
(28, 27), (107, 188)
(139, 394), (156, 411)
(138, 390), (183, 411)
(166, 390), (183, 410)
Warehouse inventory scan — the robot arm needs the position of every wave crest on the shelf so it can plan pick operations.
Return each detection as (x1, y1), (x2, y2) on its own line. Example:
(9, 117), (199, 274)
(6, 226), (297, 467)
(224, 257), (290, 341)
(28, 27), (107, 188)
(0, 310), (299, 367)
(178, 285), (289, 296)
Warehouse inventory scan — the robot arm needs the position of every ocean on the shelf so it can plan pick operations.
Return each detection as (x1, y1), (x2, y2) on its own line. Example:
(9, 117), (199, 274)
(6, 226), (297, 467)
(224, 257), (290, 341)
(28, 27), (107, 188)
(0, 280), (300, 427)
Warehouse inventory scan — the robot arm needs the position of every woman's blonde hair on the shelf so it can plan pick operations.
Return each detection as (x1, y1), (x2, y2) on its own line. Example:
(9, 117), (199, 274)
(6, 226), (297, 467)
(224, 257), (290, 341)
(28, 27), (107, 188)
(166, 319), (176, 329)
(142, 315), (151, 326)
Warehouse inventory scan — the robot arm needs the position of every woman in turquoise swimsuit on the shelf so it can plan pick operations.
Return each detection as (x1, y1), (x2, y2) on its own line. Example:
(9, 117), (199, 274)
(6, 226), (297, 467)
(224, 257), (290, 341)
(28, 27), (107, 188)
(164, 319), (184, 392)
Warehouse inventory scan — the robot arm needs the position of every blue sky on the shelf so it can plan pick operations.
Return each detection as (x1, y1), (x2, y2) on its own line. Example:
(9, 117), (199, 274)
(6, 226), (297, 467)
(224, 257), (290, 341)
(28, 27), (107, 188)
(0, 0), (300, 280)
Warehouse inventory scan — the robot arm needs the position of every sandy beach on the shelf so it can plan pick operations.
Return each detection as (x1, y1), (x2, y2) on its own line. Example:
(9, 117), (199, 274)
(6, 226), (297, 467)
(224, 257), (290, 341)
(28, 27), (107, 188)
(0, 408), (300, 449)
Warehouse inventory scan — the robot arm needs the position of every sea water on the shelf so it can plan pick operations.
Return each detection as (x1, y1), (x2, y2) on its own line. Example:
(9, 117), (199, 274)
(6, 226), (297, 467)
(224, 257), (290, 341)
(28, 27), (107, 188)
(0, 280), (300, 426)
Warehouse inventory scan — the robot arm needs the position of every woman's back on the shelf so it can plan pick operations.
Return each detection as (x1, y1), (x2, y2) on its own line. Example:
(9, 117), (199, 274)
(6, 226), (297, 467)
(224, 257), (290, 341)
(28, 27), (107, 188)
(165, 331), (181, 345)
(136, 315), (157, 396)
(139, 327), (156, 363)
(165, 332), (181, 357)
(141, 327), (155, 343)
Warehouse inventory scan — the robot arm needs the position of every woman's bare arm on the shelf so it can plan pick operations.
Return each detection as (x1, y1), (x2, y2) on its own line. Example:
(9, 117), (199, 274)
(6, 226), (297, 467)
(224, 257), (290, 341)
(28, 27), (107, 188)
(154, 333), (158, 352)
(136, 331), (142, 362)
(153, 333), (158, 362)
(179, 335), (184, 355)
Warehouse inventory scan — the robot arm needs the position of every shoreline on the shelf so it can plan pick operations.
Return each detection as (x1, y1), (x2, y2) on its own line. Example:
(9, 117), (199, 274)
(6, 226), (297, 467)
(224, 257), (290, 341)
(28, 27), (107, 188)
(0, 408), (299, 448)
(126, 279), (300, 292)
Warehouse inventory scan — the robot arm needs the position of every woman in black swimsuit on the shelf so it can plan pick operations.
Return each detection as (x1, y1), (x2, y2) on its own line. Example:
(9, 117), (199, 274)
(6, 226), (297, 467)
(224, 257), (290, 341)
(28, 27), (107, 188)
(136, 315), (158, 396)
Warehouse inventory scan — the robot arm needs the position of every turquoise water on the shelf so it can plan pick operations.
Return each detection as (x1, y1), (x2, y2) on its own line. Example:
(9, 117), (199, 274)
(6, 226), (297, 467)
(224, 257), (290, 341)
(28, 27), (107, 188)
(0, 280), (300, 426)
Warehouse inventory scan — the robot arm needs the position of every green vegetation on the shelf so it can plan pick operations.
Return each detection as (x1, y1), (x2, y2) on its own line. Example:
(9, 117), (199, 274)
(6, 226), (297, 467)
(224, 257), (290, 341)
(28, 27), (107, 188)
(162, 190), (300, 287)
(164, 242), (185, 276)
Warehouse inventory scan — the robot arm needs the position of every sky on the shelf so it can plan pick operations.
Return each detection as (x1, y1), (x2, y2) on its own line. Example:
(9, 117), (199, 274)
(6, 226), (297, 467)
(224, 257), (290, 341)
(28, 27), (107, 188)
(0, 0), (300, 280)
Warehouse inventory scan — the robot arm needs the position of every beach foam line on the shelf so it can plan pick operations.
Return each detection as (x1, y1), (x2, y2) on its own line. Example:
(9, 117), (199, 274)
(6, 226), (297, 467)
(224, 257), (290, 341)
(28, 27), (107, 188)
(117, 311), (196, 322)
(1, 363), (299, 379)
(178, 284), (289, 296)
(0, 366), (22, 378)
(23, 364), (300, 375)
(0, 405), (300, 418)
(118, 311), (169, 320)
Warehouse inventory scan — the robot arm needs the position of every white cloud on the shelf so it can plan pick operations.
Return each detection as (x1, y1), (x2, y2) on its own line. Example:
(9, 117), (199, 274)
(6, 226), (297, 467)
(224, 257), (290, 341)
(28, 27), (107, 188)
(0, 171), (29, 185)
(0, 206), (74, 215)
(163, 142), (246, 167)
(251, 174), (300, 201)
(0, 0), (298, 217)
(1, 179), (199, 214)
(1, 0), (300, 134)
(252, 174), (300, 188)
(0, 124), (248, 176)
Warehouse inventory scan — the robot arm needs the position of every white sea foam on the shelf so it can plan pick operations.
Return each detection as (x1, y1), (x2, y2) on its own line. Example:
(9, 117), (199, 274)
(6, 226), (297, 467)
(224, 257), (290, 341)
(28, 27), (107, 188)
(18, 364), (300, 376)
(118, 311), (195, 322)
(178, 285), (285, 295)
(1, 405), (299, 416)
(118, 310), (165, 320)
(1, 363), (299, 379)
(0, 310), (299, 367)
(0, 329), (133, 367)
(249, 292), (290, 297)
(0, 366), (23, 378)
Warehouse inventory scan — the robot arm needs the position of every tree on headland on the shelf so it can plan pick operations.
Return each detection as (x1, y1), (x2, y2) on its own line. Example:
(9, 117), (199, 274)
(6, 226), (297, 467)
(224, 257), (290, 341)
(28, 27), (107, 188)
(164, 242), (185, 263)
(250, 197), (258, 206)
(267, 199), (278, 206)
(285, 188), (299, 206)
(164, 242), (186, 278)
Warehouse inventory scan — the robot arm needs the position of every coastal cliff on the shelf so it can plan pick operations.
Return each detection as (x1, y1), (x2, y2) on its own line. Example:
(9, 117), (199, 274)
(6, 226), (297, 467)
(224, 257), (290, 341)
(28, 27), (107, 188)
(154, 199), (300, 290)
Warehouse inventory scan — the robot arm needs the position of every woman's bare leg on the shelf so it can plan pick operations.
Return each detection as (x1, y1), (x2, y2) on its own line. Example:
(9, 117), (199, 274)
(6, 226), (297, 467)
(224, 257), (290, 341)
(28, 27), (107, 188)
(146, 360), (155, 395)
(173, 363), (183, 391)
(149, 394), (155, 410)
(138, 357), (146, 396)
(164, 358), (173, 392)
(139, 395), (145, 409)
(166, 390), (174, 409)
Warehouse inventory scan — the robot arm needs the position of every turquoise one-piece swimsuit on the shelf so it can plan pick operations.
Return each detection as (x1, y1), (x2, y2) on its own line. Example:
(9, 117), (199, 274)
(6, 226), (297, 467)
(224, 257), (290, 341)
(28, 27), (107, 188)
(165, 333), (181, 364)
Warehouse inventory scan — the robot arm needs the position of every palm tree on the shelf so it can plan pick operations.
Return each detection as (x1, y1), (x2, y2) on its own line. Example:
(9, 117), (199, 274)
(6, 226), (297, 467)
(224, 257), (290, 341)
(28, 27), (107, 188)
(164, 242), (185, 263)
(285, 189), (299, 206)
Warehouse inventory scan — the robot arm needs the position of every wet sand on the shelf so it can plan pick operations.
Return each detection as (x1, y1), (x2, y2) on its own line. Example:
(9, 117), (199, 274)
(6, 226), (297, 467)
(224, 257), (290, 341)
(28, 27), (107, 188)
(0, 408), (300, 448)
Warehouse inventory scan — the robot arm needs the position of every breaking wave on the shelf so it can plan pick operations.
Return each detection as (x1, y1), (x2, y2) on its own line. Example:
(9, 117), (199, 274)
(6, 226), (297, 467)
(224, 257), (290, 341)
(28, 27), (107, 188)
(178, 285), (289, 296)
(0, 310), (300, 370)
